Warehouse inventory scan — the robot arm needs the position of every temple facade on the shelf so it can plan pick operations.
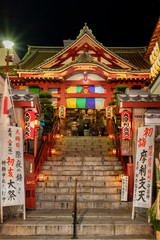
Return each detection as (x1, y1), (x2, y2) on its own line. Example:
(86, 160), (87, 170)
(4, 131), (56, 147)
(1, 24), (152, 132)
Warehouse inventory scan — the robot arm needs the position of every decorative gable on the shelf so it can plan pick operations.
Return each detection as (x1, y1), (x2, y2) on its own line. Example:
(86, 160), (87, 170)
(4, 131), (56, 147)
(38, 24), (137, 70)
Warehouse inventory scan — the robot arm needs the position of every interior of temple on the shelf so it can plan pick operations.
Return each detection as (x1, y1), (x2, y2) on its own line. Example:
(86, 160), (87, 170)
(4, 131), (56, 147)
(65, 108), (107, 136)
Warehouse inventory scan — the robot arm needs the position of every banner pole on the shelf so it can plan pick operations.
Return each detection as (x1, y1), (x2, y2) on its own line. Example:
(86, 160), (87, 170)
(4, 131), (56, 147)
(132, 206), (135, 220)
(1, 206), (3, 223)
(23, 204), (26, 220)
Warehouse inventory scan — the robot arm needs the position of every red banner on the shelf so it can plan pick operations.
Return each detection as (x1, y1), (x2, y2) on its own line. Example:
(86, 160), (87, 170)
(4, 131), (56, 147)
(25, 111), (35, 139)
(121, 110), (131, 139)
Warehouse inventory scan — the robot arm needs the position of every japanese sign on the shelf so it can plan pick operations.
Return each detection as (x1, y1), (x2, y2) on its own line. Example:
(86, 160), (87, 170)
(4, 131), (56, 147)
(155, 154), (160, 220)
(0, 126), (25, 207)
(106, 106), (113, 119)
(133, 125), (155, 208)
(121, 176), (129, 201)
(59, 105), (66, 119)
(121, 110), (131, 139)
(24, 111), (35, 139)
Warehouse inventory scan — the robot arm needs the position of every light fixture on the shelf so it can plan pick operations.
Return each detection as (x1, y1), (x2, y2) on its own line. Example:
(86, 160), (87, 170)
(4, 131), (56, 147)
(51, 149), (56, 155)
(56, 134), (60, 139)
(112, 149), (116, 155)
(38, 174), (45, 182)
(109, 134), (114, 140)
(3, 40), (14, 49)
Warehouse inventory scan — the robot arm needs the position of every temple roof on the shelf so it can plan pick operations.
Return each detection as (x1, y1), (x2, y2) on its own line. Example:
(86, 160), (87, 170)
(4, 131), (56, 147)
(144, 17), (160, 60)
(16, 45), (150, 72)
(117, 88), (160, 103)
(0, 24), (151, 76)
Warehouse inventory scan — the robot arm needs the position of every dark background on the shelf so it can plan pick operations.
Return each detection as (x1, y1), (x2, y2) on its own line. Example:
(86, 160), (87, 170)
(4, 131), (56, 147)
(0, 0), (160, 58)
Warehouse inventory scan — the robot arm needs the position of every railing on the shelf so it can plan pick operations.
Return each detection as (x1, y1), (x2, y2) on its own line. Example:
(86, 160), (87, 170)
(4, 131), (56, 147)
(72, 179), (78, 239)
(112, 120), (127, 175)
(35, 139), (48, 180)
(35, 121), (58, 179)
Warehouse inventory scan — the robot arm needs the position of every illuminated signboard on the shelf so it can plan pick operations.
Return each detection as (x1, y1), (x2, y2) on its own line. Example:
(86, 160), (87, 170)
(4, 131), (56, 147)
(59, 105), (66, 119)
(121, 110), (131, 139)
(24, 111), (35, 139)
(106, 106), (113, 119)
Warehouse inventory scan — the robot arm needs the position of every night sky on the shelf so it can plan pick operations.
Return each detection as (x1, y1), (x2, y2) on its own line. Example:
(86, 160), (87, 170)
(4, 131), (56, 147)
(0, 0), (160, 58)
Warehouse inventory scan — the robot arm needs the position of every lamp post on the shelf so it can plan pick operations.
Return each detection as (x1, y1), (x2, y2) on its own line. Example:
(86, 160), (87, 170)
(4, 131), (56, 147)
(3, 40), (14, 74)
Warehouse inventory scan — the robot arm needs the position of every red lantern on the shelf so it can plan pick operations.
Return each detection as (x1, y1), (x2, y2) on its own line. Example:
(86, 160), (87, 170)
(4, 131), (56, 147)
(121, 110), (131, 139)
(112, 149), (116, 155)
(51, 149), (56, 155)
(38, 174), (45, 182)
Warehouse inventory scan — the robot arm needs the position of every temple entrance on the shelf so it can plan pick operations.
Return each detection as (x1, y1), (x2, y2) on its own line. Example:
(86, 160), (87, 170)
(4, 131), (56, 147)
(65, 108), (107, 136)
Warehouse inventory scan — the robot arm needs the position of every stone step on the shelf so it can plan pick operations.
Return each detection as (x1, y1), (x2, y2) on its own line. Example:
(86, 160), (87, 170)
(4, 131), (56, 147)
(41, 169), (123, 176)
(0, 209), (153, 237)
(47, 156), (119, 161)
(46, 175), (119, 181)
(42, 165), (122, 171)
(42, 165), (123, 172)
(43, 161), (122, 167)
(53, 152), (113, 157)
(0, 236), (155, 240)
(37, 193), (121, 202)
(37, 180), (122, 188)
(36, 201), (131, 209)
(54, 144), (113, 149)
(36, 186), (120, 194)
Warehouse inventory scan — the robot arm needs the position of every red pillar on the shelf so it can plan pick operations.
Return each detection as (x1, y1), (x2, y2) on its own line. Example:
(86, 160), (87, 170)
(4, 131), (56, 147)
(43, 83), (48, 91)
(106, 84), (113, 135)
(60, 83), (66, 135)
(105, 84), (112, 107)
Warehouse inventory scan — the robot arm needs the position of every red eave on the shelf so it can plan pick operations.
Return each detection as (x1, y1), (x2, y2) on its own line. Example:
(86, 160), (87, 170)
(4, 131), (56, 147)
(14, 101), (32, 107)
(144, 17), (160, 60)
(121, 102), (160, 108)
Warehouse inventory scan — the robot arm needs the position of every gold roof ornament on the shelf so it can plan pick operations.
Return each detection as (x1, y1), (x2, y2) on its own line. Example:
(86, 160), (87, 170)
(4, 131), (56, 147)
(77, 23), (96, 39)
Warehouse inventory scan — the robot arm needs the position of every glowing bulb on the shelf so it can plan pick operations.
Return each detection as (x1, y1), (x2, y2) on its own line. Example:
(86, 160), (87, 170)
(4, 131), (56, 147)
(3, 40), (14, 49)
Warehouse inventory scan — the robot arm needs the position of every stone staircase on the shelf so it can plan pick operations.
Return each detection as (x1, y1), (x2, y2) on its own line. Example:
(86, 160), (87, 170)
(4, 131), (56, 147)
(36, 136), (126, 210)
(0, 136), (155, 239)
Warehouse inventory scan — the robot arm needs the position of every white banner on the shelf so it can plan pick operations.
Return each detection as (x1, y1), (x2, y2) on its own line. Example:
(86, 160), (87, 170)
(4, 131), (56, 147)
(121, 176), (128, 202)
(133, 125), (155, 208)
(0, 126), (25, 207)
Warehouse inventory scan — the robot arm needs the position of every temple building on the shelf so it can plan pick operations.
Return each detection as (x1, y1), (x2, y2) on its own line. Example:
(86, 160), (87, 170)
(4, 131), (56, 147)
(0, 23), (152, 132)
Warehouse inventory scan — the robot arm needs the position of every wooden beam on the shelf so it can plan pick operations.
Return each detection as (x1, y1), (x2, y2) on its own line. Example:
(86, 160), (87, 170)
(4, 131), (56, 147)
(65, 93), (106, 98)
(121, 102), (160, 108)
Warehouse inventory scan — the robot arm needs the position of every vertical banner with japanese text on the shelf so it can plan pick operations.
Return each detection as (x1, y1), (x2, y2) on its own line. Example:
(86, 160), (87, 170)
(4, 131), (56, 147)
(59, 105), (66, 119)
(121, 110), (131, 139)
(0, 126), (25, 207)
(24, 111), (35, 139)
(133, 125), (155, 208)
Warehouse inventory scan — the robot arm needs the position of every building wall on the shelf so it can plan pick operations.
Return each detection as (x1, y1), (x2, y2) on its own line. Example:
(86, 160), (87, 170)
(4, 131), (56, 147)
(0, 48), (20, 66)
(150, 74), (160, 94)
(10, 107), (24, 128)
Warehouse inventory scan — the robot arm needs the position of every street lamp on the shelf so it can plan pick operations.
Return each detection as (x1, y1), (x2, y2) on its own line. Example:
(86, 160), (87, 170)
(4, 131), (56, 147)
(3, 40), (14, 74)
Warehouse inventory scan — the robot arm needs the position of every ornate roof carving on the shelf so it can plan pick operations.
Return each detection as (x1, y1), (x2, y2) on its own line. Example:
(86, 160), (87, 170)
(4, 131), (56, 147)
(76, 49), (95, 63)
(77, 23), (96, 39)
